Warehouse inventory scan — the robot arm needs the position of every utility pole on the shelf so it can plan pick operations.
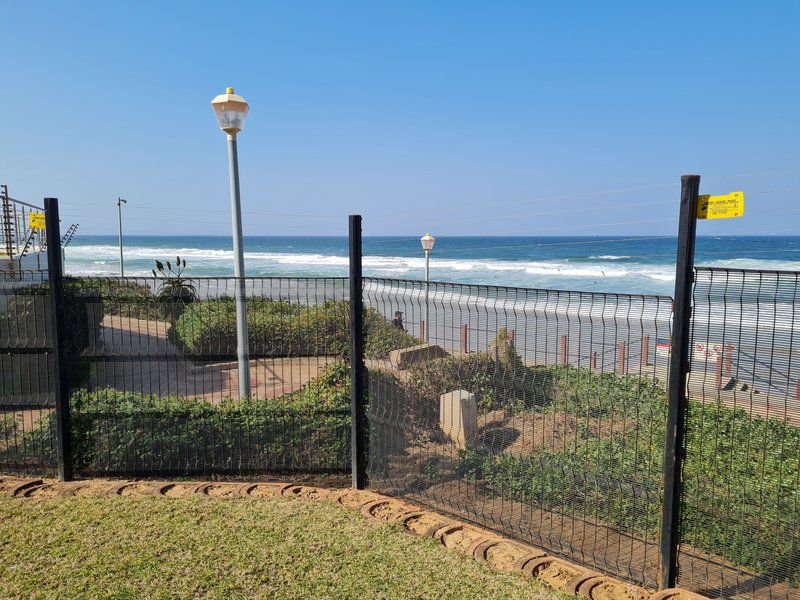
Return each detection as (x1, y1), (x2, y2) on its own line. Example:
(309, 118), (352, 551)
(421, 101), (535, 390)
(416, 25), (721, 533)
(117, 197), (127, 276)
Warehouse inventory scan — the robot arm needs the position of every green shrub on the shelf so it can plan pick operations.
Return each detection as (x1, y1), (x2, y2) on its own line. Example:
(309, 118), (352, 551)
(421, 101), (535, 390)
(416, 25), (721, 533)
(406, 352), (554, 417)
(0, 413), (17, 437)
(174, 298), (416, 360)
(457, 365), (800, 587)
(12, 361), (353, 473)
(547, 364), (663, 419)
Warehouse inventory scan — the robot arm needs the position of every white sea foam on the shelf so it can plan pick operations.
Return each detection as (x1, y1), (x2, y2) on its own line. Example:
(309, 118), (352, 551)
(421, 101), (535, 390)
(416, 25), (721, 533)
(63, 242), (800, 297)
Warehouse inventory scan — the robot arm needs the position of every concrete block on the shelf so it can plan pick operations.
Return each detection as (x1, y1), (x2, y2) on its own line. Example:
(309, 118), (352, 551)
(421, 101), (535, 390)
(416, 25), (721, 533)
(439, 389), (478, 449)
(389, 343), (448, 370)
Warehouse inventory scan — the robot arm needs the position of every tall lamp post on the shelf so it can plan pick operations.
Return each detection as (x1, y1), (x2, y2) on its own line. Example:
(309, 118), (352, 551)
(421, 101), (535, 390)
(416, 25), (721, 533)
(420, 233), (435, 343)
(211, 87), (251, 399)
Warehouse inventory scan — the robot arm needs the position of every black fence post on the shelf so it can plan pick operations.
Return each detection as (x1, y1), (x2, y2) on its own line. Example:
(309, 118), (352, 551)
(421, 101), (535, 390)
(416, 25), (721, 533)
(349, 214), (367, 489)
(44, 197), (73, 482)
(659, 174), (700, 589)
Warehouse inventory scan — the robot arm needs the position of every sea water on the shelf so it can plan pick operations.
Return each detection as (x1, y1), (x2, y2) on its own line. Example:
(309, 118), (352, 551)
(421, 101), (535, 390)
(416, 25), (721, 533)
(64, 235), (800, 296)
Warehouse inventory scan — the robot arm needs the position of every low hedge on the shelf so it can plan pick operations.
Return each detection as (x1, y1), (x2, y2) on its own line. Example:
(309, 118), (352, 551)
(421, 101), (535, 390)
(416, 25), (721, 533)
(14, 361), (353, 474)
(173, 298), (417, 359)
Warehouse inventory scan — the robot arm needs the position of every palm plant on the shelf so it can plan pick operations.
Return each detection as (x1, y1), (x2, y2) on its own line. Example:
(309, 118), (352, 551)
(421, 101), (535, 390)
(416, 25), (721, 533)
(152, 257), (197, 320)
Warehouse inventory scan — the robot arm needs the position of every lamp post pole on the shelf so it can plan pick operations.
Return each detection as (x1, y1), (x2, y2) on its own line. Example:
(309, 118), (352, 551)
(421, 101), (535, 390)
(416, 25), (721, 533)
(227, 132), (250, 399)
(116, 197), (126, 276)
(424, 248), (430, 342)
(420, 234), (435, 343)
(212, 87), (251, 399)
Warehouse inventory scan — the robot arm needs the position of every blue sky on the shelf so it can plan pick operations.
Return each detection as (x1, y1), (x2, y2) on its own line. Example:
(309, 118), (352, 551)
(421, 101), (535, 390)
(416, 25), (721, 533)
(1, 1), (798, 237)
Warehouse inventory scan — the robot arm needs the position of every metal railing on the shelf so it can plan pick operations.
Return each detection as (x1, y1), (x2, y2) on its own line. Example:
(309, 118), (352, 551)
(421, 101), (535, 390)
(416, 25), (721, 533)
(1, 274), (354, 476)
(362, 273), (799, 598)
(0, 186), (47, 267)
(364, 277), (674, 589)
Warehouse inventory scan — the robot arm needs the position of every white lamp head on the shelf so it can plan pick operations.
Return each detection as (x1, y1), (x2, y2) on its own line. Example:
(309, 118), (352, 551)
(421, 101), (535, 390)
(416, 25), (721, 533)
(211, 87), (249, 135)
(420, 233), (435, 252)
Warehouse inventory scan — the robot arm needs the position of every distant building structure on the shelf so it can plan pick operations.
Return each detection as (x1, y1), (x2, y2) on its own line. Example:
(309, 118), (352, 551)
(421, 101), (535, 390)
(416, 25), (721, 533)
(1, 185), (76, 273)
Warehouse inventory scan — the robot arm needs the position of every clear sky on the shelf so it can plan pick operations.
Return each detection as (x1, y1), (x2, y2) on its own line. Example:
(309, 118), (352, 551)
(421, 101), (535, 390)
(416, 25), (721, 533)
(1, 1), (798, 237)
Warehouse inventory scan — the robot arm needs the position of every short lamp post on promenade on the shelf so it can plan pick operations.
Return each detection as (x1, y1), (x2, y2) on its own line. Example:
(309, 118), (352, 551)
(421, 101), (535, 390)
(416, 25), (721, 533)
(420, 233), (435, 343)
(211, 87), (251, 399)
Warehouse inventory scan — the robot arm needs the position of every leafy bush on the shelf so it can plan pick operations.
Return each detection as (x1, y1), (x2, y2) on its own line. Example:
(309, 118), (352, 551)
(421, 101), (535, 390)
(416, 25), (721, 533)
(0, 413), (17, 437)
(406, 352), (554, 418)
(174, 298), (416, 360)
(547, 364), (663, 419)
(92, 279), (166, 321)
(13, 361), (352, 473)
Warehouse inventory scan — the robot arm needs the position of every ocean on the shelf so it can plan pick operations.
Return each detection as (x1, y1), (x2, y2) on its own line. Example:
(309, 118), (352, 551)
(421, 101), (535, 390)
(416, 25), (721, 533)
(64, 235), (800, 296)
(58, 234), (800, 398)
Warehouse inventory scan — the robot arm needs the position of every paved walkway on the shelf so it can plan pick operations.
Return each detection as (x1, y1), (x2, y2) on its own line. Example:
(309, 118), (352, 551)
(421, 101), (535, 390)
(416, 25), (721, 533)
(89, 316), (335, 402)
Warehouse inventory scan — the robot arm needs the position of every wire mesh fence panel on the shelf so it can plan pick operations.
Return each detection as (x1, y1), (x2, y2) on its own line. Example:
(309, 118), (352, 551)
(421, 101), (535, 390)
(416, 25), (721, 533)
(363, 277), (673, 588)
(678, 268), (800, 600)
(3, 276), (355, 477)
(0, 271), (58, 475)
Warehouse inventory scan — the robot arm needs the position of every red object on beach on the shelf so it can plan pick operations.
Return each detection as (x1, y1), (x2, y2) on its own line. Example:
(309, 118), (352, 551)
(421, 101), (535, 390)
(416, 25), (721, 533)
(642, 336), (649, 368)
(420, 321), (425, 341)
(725, 343), (733, 376)
(461, 324), (468, 354)
(561, 335), (568, 366)
(617, 341), (626, 375)
(590, 351), (597, 371)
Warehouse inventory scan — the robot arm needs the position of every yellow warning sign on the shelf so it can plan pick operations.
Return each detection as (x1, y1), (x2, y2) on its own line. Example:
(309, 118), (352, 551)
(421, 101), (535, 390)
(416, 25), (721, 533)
(29, 212), (46, 230)
(697, 191), (744, 220)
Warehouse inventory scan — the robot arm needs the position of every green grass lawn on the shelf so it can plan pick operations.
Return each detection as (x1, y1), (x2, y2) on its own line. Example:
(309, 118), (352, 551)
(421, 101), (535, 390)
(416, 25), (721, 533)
(0, 496), (564, 600)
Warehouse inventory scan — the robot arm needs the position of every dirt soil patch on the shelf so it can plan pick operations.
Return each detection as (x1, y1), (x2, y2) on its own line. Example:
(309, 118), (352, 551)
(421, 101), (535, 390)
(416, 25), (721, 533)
(370, 500), (408, 521)
(337, 489), (380, 509)
(160, 483), (198, 497)
(284, 485), (326, 500)
(442, 527), (486, 554)
(591, 580), (650, 600)
(117, 482), (159, 496)
(243, 483), (286, 498)
(533, 560), (581, 590)
(0, 477), (25, 495)
(202, 483), (243, 498)
(405, 512), (447, 535)
(486, 542), (529, 572)
(24, 484), (61, 498)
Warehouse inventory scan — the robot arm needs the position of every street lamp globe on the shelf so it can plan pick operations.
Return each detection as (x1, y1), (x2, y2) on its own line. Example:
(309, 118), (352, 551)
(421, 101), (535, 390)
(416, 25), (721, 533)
(421, 233), (435, 252)
(211, 87), (249, 135)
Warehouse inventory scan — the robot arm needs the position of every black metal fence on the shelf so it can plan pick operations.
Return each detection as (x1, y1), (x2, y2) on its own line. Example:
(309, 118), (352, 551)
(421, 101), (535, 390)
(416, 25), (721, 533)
(0, 270), (59, 475)
(1, 263), (798, 598)
(1, 274), (354, 476)
(362, 272), (799, 599)
(678, 268), (800, 599)
(364, 277), (674, 589)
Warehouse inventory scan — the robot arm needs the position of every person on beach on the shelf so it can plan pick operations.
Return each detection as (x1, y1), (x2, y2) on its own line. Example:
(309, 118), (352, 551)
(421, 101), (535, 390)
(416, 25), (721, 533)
(392, 311), (405, 331)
